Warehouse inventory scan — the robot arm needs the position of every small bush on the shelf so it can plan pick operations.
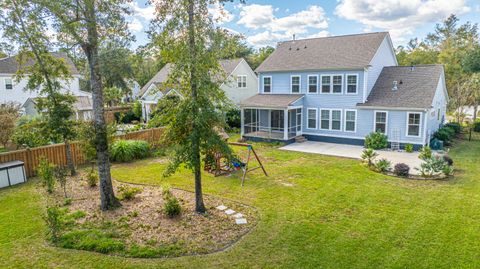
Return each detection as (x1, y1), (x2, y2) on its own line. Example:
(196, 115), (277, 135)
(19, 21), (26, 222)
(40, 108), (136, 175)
(59, 230), (125, 254)
(442, 165), (454, 176)
(55, 166), (68, 198)
(118, 185), (142, 201)
(110, 140), (150, 162)
(374, 158), (392, 173)
(393, 163), (410, 177)
(419, 146), (432, 160)
(162, 187), (181, 218)
(474, 121), (480, 132)
(85, 169), (98, 187)
(44, 205), (64, 242)
(444, 122), (461, 134)
(417, 156), (446, 177)
(38, 158), (56, 194)
(226, 108), (241, 129)
(443, 155), (453, 166)
(364, 132), (388, 149)
(361, 148), (378, 167)
(404, 144), (414, 153)
(433, 126), (455, 142)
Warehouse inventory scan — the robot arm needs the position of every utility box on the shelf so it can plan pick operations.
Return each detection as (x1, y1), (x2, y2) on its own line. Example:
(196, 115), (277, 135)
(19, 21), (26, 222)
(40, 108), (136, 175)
(0, 161), (27, 189)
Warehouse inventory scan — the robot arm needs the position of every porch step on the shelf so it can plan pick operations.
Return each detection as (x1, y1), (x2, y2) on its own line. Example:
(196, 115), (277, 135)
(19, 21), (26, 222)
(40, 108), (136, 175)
(295, 136), (307, 143)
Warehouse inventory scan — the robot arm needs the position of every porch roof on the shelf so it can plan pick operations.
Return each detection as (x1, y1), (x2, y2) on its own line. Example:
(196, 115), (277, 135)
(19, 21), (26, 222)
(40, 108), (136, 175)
(240, 94), (304, 109)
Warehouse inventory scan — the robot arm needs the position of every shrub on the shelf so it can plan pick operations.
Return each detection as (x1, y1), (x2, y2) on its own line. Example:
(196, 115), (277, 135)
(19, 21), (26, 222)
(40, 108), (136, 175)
(393, 163), (410, 177)
(85, 169), (98, 187)
(117, 185), (142, 201)
(55, 166), (68, 198)
(433, 126), (455, 142)
(444, 122), (461, 134)
(404, 144), (414, 153)
(132, 101), (143, 120)
(364, 132), (388, 149)
(361, 148), (378, 167)
(162, 187), (181, 218)
(442, 165), (454, 176)
(110, 140), (150, 162)
(474, 121), (480, 132)
(374, 158), (392, 173)
(419, 146), (432, 160)
(417, 156), (447, 177)
(59, 230), (125, 254)
(226, 108), (241, 129)
(38, 158), (55, 193)
(443, 155), (454, 166)
(44, 205), (64, 242)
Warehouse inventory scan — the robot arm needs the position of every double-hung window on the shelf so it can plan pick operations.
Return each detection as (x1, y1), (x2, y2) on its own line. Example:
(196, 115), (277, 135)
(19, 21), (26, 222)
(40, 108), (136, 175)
(407, 112), (421, 137)
(237, 75), (246, 88)
(263, 77), (271, 93)
(332, 75), (342, 93)
(345, 110), (356, 132)
(321, 76), (330, 93)
(374, 111), (387, 134)
(307, 108), (317, 129)
(331, 110), (342, 130)
(291, 75), (300, 93)
(320, 110), (330, 130)
(308, 75), (318, 93)
(320, 109), (342, 130)
(5, 78), (13, 90)
(346, 75), (358, 94)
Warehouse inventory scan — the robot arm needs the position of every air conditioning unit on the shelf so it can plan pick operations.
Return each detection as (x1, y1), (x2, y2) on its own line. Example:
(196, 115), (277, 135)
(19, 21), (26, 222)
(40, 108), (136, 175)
(0, 161), (27, 189)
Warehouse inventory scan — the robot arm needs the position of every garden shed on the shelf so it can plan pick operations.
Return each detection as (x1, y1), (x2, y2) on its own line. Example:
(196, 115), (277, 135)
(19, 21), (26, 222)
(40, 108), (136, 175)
(0, 161), (27, 189)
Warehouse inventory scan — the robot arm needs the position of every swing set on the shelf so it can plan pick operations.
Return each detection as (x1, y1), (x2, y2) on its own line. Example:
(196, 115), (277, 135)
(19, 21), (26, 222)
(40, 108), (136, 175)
(204, 142), (268, 186)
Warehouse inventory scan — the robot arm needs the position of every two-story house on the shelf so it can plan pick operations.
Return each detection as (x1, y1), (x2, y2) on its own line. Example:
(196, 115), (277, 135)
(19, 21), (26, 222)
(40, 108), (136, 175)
(139, 58), (258, 121)
(0, 53), (90, 110)
(240, 32), (448, 150)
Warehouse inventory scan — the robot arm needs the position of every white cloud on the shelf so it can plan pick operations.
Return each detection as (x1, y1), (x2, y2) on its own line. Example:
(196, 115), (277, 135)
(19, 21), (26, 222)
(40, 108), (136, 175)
(128, 18), (143, 32)
(237, 4), (329, 47)
(208, 3), (235, 25)
(335, 0), (471, 42)
(128, 2), (155, 21)
(306, 30), (330, 39)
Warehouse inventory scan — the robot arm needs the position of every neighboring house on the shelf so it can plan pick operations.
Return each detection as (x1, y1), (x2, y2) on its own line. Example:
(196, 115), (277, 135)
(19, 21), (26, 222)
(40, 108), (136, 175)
(138, 58), (258, 121)
(22, 95), (94, 121)
(456, 106), (479, 122)
(240, 32), (448, 149)
(0, 52), (90, 107)
(123, 79), (141, 102)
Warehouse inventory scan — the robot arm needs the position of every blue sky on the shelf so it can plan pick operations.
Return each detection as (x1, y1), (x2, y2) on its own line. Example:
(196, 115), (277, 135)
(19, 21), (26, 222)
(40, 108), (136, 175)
(128, 0), (480, 49)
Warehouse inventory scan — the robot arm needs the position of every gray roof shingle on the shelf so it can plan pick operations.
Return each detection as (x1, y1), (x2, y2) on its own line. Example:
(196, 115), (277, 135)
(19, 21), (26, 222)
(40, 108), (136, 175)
(256, 32), (389, 72)
(0, 52), (79, 75)
(240, 94), (304, 108)
(358, 65), (444, 109)
(139, 59), (243, 98)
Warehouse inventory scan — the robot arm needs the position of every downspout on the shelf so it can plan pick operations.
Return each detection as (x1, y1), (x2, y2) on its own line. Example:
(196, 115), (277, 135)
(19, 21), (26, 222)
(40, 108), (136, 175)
(423, 109), (429, 145)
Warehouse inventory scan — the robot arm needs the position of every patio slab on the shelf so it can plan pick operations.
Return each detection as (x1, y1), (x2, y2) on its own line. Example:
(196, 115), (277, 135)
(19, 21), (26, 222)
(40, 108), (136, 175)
(280, 141), (424, 175)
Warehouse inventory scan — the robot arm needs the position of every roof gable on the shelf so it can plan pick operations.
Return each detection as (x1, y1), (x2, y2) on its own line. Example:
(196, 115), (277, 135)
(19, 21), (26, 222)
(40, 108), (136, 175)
(256, 32), (389, 73)
(0, 52), (79, 75)
(359, 65), (445, 109)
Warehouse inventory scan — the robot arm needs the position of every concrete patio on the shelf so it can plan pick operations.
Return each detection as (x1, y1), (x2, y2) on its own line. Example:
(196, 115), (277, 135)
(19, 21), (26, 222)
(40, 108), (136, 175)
(280, 141), (424, 175)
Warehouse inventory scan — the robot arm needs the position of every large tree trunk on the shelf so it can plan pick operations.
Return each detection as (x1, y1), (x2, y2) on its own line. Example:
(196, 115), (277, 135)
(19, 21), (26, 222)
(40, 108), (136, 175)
(85, 0), (119, 211)
(188, 0), (205, 214)
(64, 139), (76, 176)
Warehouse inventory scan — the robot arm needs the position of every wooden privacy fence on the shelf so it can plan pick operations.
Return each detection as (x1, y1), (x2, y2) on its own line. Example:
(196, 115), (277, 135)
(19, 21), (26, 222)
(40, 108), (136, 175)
(0, 128), (164, 177)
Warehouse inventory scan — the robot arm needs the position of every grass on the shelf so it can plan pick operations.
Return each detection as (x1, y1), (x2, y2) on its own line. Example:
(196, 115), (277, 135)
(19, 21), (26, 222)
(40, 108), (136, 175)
(1, 138), (480, 268)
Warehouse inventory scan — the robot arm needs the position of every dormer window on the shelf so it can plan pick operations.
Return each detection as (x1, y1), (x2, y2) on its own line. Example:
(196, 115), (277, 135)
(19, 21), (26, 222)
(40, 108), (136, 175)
(5, 78), (13, 90)
(291, 75), (300, 93)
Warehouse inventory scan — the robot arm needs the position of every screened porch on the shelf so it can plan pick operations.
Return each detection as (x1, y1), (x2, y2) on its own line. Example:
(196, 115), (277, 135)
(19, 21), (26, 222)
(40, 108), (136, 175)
(241, 108), (302, 140)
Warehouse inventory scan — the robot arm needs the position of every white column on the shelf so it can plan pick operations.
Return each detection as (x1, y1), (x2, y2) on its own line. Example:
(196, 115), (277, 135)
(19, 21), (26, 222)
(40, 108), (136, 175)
(240, 108), (245, 137)
(283, 109), (288, 140)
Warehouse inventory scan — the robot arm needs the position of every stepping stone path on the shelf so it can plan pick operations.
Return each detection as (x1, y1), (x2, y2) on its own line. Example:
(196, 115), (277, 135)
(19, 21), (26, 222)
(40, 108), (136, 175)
(216, 205), (248, 225)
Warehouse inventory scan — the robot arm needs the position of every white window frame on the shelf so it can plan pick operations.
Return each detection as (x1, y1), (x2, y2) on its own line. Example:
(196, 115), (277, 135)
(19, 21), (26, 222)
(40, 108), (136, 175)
(263, 76), (272, 93)
(306, 108), (318, 129)
(346, 74), (358, 94)
(307, 75), (318, 94)
(237, 75), (247, 88)
(5, 78), (13, 90)
(320, 75), (332, 94)
(319, 109), (342, 131)
(331, 74), (343, 94)
(406, 112), (422, 137)
(373, 110), (388, 134)
(344, 109), (357, 133)
(290, 75), (301, 94)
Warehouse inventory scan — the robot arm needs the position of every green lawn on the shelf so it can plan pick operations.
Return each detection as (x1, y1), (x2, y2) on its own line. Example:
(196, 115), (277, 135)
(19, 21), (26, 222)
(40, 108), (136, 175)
(1, 139), (480, 268)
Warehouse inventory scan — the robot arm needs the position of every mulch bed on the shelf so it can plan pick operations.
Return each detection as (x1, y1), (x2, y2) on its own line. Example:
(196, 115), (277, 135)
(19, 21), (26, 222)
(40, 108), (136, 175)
(47, 169), (257, 258)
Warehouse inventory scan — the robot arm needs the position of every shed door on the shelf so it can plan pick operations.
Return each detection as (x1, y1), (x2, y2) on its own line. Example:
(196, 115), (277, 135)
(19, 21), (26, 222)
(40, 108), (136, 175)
(0, 170), (9, 188)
